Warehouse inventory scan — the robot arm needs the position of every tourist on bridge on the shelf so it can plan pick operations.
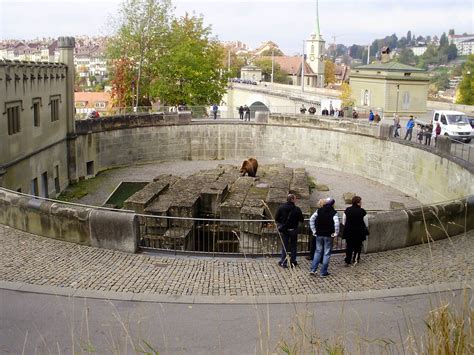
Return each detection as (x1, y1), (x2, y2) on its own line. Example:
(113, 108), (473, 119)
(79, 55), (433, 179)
(424, 124), (433, 146)
(393, 114), (400, 137)
(374, 112), (381, 123)
(276, 194), (304, 268)
(342, 196), (368, 266)
(244, 105), (250, 121)
(404, 115), (415, 140)
(322, 108), (329, 116)
(212, 104), (218, 119)
(238, 105), (244, 120)
(309, 198), (339, 277)
(434, 122), (442, 146)
(369, 110), (374, 122)
(300, 104), (307, 114)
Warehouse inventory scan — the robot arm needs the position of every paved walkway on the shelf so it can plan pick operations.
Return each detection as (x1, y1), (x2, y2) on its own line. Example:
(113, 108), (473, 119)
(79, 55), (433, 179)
(1, 225), (472, 301)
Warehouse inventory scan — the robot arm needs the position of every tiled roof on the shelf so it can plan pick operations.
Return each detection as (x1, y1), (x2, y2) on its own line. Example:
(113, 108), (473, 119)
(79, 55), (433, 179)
(354, 62), (426, 72)
(259, 56), (315, 75)
(75, 92), (112, 109)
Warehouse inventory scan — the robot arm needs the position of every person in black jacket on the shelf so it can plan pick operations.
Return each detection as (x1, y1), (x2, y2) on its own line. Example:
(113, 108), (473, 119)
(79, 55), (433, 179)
(309, 198), (340, 277)
(275, 194), (304, 268)
(342, 196), (368, 265)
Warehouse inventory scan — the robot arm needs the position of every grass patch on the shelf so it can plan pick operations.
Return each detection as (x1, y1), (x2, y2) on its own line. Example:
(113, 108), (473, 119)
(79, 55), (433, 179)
(56, 169), (115, 202)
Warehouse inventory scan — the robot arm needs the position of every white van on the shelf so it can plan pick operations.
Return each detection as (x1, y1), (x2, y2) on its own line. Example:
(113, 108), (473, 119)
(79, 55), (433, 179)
(432, 110), (474, 143)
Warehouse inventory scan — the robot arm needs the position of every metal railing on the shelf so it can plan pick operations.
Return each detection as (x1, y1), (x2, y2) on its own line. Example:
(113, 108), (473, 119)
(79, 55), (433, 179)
(137, 213), (346, 257)
(449, 138), (474, 164)
(391, 125), (474, 165)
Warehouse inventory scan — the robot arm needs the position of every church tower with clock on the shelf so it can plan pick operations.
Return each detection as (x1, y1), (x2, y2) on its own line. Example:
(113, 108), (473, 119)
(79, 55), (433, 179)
(306, 0), (325, 88)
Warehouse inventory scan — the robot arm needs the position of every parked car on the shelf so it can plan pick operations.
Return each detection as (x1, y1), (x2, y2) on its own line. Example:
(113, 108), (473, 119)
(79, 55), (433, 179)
(468, 117), (474, 129)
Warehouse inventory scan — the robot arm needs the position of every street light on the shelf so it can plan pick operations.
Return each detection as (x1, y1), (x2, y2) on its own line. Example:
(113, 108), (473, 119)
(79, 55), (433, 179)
(396, 84), (400, 115)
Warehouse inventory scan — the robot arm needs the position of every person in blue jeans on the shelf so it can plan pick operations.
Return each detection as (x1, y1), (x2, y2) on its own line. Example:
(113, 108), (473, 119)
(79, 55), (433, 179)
(309, 198), (340, 277)
(276, 194), (304, 268)
(404, 115), (415, 140)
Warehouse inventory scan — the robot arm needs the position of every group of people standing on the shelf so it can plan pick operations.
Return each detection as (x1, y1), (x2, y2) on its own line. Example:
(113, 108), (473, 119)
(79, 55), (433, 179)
(275, 194), (368, 277)
(393, 114), (442, 145)
(238, 105), (251, 121)
(368, 110), (381, 123)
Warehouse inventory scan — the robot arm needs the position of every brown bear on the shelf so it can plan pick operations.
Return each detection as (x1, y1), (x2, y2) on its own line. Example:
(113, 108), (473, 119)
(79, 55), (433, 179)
(240, 158), (258, 177)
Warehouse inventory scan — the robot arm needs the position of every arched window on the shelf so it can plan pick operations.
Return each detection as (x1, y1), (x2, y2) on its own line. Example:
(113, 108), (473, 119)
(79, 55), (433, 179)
(311, 45), (314, 54)
(402, 91), (410, 110)
(362, 90), (370, 106)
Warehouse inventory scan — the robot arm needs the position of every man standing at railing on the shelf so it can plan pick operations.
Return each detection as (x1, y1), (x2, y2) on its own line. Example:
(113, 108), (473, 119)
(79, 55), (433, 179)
(276, 194), (304, 268)
(309, 198), (340, 277)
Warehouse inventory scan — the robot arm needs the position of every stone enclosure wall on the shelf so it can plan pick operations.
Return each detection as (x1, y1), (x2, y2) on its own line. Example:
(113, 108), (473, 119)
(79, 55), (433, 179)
(0, 114), (473, 254)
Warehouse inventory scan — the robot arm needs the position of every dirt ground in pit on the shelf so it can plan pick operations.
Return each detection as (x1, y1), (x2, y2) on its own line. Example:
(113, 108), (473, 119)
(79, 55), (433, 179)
(75, 158), (421, 211)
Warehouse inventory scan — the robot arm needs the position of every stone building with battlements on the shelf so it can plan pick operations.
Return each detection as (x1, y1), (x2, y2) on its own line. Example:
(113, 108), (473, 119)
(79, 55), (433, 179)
(0, 37), (76, 197)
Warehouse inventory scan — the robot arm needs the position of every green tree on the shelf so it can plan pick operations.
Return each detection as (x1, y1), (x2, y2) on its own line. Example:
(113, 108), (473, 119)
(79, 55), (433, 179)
(107, 0), (172, 107)
(253, 58), (287, 84)
(324, 60), (336, 86)
(225, 50), (246, 78)
(446, 44), (458, 61)
(259, 48), (284, 56)
(456, 55), (474, 105)
(439, 32), (448, 48)
(396, 48), (417, 65)
(339, 83), (354, 107)
(151, 14), (228, 106)
(431, 70), (450, 91)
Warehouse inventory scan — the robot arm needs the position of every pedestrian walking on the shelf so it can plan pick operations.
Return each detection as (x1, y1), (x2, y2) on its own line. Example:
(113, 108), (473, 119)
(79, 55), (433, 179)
(276, 194), (304, 268)
(404, 115), (415, 140)
(212, 104), (218, 119)
(342, 196), (368, 266)
(369, 110), (374, 122)
(417, 126), (424, 144)
(393, 114), (400, 137)
(424, 124), (432, 145)
(238, 106), (244, 120)
(309, 198), (340, 277)
(374, 112), (381, 123)
(434, 122), (441, 146)
(244, 105), (250, 121)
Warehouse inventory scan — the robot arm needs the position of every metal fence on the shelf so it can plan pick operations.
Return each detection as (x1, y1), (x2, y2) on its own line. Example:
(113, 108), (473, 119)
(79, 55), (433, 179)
(449, 139), (474, 164)
(392, 125), (474, 165)
(137, 213), (346, 257)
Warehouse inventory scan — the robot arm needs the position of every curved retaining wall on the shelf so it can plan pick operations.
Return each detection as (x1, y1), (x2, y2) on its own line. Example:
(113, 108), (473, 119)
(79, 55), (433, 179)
(1, 116), (473, 254)
(0, 189), (138, 253)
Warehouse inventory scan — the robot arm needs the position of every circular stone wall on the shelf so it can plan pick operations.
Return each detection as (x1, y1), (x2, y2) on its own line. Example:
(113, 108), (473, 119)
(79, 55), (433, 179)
(76, 122), (474, 204)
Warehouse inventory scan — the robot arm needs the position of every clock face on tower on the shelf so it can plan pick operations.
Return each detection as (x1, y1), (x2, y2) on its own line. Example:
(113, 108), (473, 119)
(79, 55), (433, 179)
(310, 55), (315, 61)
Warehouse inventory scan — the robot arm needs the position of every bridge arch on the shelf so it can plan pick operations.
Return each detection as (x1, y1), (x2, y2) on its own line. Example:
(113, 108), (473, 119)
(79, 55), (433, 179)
(249, 101), (269, 118)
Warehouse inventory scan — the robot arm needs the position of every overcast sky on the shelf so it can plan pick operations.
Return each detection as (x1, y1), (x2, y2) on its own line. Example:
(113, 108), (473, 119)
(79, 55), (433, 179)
(1, 0), (472, 54)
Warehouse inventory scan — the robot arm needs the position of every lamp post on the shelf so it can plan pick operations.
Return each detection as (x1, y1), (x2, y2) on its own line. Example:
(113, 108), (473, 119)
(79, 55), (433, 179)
(301, 40), (305, 92)
(271, 48), (274, 84)
(395, 84), (400, 115)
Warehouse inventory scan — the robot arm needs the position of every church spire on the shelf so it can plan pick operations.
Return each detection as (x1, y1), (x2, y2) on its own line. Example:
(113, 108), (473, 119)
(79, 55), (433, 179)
(315, 0), (321, 39)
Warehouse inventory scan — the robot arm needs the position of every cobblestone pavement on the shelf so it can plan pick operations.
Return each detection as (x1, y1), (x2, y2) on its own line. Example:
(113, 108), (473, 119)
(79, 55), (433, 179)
(0, 225), (472, 296)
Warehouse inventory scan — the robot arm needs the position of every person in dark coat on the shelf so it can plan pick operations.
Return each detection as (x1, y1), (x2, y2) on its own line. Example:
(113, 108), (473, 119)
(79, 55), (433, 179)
(342, 196), (368, 265)
(238, 106), (244, 120)
(275, 194), (304, 268)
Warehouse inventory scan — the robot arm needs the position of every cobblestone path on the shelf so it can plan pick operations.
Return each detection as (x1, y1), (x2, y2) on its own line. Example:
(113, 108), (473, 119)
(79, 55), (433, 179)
(0, 225), (472, 296)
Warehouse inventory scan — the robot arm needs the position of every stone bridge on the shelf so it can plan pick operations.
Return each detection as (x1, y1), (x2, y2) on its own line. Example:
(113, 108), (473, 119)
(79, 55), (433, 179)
(222, 82), (341, 118)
